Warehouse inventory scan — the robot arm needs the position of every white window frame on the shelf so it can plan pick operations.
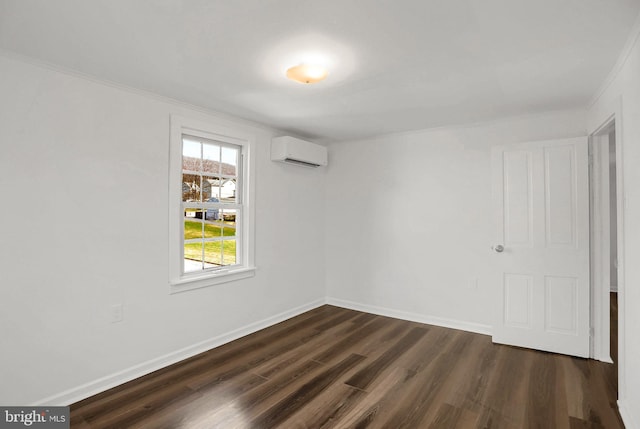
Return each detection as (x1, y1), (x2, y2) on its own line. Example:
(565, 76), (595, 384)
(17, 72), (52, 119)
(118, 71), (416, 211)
(169, 115), (256, 293)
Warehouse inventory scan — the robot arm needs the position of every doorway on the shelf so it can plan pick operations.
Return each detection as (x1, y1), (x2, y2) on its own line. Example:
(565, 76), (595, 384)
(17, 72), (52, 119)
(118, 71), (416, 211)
(589, 117), (621, 390)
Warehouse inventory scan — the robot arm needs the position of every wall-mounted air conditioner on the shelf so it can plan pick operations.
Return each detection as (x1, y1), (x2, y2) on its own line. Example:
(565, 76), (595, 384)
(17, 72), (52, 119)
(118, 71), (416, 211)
(271, 136), (328, 168)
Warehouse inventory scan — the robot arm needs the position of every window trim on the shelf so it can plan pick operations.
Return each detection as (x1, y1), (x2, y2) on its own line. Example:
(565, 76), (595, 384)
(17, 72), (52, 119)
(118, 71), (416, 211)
(169, 115), (256, 293)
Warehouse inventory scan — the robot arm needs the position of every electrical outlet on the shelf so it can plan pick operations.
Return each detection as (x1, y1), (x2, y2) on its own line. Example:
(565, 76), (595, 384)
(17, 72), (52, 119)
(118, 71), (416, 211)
(111, 304), (124, 323)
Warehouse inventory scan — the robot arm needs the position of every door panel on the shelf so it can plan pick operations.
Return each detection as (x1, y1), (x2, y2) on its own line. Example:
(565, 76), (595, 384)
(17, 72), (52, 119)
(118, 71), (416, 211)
(544, 275), (577, 335)
(544, 145), (576, 247)
(492, 137), (589, 357)
(503, 151), (533, 246)
(504, 273), (533, 329)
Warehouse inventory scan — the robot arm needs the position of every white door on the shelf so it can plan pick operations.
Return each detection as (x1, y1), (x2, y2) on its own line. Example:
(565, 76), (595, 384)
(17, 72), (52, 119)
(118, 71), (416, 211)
(491, 137), (590, 357)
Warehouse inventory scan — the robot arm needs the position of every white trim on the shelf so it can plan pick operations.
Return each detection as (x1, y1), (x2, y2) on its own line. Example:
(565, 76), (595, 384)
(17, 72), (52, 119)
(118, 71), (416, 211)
(33, 298), (326, 406)
(588, 98), (626, 404)
(612, 102), (627, 402)
(619, 399), (639, 429)
(169, 115), (256, 292)
(170, 266), (257, 294)
(589, 11), (640, 108)
(326, 297), (492, 336)
(589, 130), (612, 363)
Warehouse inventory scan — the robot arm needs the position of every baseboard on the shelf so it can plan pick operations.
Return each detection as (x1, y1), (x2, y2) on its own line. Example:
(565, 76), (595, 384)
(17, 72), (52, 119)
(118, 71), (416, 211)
(619, 399), (639, 429)
(326, 297), (492, 336)
(34, 298), (326, 406)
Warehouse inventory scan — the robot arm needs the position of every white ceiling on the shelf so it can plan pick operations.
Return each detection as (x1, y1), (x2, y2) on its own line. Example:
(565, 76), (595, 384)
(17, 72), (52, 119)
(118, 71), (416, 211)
(1, 0), (639, 142)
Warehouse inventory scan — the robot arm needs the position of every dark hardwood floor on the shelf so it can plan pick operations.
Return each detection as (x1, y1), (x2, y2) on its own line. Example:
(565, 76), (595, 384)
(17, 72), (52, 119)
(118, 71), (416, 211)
(71, 304), (622, 428)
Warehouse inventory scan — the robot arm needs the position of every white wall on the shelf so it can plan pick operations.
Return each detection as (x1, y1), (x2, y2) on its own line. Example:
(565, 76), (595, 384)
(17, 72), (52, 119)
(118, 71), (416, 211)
(325, 110), (586, 332)
(588, 19), (640, 429)
(0, 54), (326, 405)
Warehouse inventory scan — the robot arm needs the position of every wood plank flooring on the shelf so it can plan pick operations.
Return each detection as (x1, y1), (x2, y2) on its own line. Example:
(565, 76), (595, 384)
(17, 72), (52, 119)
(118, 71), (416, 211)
(71, 304), (622, 428)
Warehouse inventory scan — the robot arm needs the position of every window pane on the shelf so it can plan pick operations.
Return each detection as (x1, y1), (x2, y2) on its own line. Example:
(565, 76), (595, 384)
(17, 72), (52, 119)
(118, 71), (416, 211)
(184, 211), (204, 240)
(204, 242), (223, 266)
(204, 218), (223, 239)
(221, 209), (236, 237)
(221, 146), (238, 176)
(204, 205), (220, 222)
(203, 142), (221, 175)
(184, 242), (203, 272)
(221, 209), (237, 223)
(182, 138), (201, 171)
(222, 239), (237, 266)
(202, 175), (221, 201)
(219, 178), (237, 203)
(182, 173), (201, 202)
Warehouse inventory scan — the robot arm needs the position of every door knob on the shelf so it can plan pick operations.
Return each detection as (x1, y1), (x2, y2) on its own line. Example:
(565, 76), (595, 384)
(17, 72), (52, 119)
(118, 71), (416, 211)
(493, 244), (505, 253)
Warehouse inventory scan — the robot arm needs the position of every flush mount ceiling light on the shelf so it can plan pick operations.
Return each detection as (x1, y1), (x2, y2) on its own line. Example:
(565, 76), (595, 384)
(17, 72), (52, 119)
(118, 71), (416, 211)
(263, 35), (353, 86)
(286, 63), (328, 84)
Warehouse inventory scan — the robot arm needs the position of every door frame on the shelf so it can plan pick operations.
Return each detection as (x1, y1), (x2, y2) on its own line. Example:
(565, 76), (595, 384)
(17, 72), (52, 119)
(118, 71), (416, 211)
(588, 103), (626, 403)
(589, 122), (613, 363)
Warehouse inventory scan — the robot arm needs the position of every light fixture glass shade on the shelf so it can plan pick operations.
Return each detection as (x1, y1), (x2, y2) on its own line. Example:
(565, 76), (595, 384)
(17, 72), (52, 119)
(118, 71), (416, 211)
(286, 64), (328, 84)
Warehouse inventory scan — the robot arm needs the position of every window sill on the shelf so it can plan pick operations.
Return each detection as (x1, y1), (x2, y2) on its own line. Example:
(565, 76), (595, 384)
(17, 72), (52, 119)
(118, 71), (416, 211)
(170, 266), (256, 294)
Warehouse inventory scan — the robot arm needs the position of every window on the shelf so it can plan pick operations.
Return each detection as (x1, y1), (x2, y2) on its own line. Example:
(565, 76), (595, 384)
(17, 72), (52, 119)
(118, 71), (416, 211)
(182, 135), (241, 271)
(169, 116), (255, 292)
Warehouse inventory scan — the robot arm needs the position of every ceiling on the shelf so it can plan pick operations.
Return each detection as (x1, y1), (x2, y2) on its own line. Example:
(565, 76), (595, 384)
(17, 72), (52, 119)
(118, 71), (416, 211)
(1, 0), (639, 142)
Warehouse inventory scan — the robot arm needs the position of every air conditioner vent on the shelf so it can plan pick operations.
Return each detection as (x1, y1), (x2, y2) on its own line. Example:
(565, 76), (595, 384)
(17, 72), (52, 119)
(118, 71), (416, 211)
(284, 157), (322, 168)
